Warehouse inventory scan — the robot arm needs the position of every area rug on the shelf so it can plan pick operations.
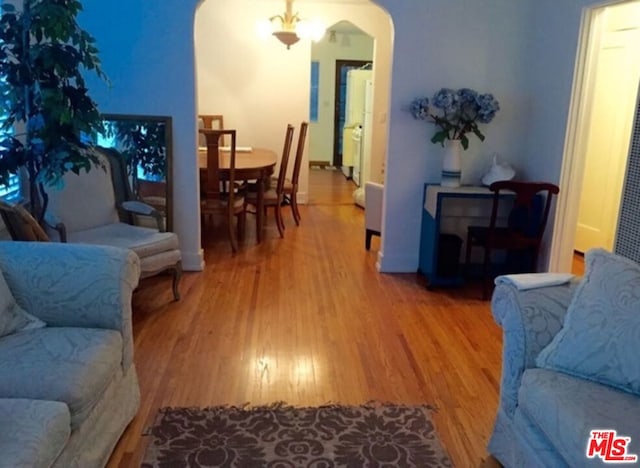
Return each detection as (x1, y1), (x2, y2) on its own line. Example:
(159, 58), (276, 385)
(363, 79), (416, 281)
(141, 402), (452, 467)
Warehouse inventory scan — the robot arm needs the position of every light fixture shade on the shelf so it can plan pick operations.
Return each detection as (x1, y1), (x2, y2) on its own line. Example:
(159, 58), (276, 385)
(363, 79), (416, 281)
(273, 30), (300, 49)
(259, 0), (325, 49)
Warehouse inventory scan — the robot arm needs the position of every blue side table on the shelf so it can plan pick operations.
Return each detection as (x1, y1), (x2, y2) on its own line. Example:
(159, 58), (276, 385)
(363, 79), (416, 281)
(418, 184), (511, 287)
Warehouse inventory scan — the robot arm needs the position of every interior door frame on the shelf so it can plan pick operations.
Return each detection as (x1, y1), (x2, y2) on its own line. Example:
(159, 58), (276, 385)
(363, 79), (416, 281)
(332, 59), (373, 167)
(550, 0), (639, 272)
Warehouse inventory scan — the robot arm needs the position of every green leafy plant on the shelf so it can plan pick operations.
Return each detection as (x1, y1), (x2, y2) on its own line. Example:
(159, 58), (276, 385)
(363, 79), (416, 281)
(0, 0), (107, 220)
(103, 118), (167, 195)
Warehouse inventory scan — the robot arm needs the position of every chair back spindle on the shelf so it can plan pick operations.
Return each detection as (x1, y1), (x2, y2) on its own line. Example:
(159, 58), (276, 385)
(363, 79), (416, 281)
(276, 125), (295, 195)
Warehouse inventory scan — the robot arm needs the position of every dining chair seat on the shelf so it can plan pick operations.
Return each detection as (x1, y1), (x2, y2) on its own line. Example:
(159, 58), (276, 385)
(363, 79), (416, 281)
(201, 193), (246, 211)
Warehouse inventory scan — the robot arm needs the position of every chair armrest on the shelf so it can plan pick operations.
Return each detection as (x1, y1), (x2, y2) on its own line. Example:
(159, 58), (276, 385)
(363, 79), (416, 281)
(0, 241), (140, 369)
(43, 211), (67, 242)
(491, 279), (579, 416)
(121, 200), (164, 231)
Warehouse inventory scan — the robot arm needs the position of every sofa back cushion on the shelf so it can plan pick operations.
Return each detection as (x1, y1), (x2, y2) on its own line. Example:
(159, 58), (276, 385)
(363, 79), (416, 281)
(536, 248), (640, 395)
(0, 270), (45, 338)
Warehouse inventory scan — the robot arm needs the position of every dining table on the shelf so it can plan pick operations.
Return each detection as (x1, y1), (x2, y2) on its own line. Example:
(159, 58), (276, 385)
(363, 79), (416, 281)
(198, 146), (277, 243)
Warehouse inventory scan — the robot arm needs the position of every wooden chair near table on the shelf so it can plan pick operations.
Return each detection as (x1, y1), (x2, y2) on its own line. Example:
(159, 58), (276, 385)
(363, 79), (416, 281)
(464, 180), (560, 299)
(282, 121), (308, 226)
(198, 114), (225, 146)
(245, 124), (295, 238)
(199, 128), (247, 254)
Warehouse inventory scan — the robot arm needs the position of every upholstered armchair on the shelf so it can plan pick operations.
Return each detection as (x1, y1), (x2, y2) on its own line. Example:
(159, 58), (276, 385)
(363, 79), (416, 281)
(364, 182), (384, 250)
(44, 147), (182, 300)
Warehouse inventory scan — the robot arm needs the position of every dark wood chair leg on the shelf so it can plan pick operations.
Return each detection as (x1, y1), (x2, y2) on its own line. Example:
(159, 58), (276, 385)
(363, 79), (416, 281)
(275, 204), (285, 238)
(172, 262), (182, 301)
(482, 247), (492, 300)
(237, 211), (246, 241)
(366, 230), (373, 250)
(291, 192), (301, 225)
(228, 216), (238, 254)
(464, 232), (473, 278)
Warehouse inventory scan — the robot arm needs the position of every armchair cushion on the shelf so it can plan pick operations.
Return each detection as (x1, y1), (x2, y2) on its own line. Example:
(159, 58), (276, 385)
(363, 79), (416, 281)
(0, 398), (71, 468)
(517, 368), (640, 466)
(536, 248), (640, 396)
(0, 327), (123, 429)
(0, 270), (45, 338)
(67, 222), (179, 258)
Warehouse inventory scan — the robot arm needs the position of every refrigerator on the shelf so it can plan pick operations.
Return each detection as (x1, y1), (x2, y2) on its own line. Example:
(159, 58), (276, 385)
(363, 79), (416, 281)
(342, 69), (373, 183)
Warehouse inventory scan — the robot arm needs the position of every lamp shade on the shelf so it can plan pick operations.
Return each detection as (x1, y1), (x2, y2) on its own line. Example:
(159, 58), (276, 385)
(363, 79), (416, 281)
(273, 30), (300, 49)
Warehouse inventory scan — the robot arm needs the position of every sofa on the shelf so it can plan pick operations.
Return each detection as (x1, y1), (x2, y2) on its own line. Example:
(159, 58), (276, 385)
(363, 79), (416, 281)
(488, 248), (640, 467)
(0, 241), (141, 468)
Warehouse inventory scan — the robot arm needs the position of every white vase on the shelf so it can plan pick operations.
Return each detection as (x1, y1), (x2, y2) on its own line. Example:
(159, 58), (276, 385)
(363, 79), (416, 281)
(441, 140), (462, 187)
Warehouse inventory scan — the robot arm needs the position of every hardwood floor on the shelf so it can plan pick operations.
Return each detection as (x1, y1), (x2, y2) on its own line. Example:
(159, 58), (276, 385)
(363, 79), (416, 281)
(572, 250), (585, 276)
(108, 169), (503, 467)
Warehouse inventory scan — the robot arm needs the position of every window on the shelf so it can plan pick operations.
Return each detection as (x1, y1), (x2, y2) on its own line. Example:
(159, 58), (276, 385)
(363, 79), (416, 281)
(0, 36), (21, 202)
(0, 132), (21, 202)
(310, 61), (320, 122)
(0, 176), (20, 201)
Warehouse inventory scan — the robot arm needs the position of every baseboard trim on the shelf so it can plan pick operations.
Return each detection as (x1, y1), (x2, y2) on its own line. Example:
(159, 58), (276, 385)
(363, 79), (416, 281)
(181, 249), (205, 271)
(377, 252), (418, 273)
(309, 160), (331, 168)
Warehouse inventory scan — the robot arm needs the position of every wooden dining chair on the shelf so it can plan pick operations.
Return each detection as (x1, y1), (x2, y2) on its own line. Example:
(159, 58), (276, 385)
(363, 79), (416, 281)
(464, 180), (560, 299)
(198, 114), (225, 146)
(245, 124), (295, 238)
(282, 121), (308, 226)
(199, 128), (246, 253)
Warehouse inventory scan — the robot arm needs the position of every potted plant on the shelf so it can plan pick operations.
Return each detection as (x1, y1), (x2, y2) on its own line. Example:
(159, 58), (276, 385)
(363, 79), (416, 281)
(103, 118), (168, 195)
(411, 88), (500, 187)
(0, 0), (106, 221)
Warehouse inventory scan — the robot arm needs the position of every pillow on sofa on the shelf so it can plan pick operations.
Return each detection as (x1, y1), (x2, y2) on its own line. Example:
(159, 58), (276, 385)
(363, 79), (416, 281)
(536, 248), (640, 395)
(0, 270), (45, 338)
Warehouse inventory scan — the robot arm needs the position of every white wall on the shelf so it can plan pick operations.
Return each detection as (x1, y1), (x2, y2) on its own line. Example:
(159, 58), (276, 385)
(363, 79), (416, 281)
(195, 0), (310, 192)
(309, 31), (374, 165)
(80, 1), (203, 270)
(77, 0), (605, 273)
(374, 0), (533, 271)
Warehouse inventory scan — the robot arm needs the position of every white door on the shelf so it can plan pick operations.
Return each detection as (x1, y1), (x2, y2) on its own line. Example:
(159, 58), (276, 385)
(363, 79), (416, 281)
(574, 4), (640, 253)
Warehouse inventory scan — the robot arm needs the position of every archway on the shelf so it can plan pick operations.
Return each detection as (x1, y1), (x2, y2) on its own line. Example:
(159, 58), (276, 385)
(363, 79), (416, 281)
(193, 0), (393, 254)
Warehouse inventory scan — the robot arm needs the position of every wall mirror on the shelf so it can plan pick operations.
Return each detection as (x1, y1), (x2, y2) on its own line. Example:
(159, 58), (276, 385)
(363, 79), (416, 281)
(98, 114), (174, 232)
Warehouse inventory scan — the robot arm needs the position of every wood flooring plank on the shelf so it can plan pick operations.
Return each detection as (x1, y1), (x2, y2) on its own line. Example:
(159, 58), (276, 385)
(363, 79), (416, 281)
(107, 170), (503, 467)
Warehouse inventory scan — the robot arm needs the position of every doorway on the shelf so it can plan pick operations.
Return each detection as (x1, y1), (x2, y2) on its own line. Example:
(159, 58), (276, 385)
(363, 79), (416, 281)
(573, 2), (640, 254)
(551, 0), (640, 270)
(333, 59), (372, 170)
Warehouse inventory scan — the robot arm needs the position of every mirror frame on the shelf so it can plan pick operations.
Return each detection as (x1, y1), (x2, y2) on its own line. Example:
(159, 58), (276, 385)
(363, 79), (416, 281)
(99, 113), (174, 232)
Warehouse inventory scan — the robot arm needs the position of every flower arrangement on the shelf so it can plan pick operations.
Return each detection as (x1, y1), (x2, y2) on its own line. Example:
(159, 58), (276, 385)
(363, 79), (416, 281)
(411, 88), (500, 150)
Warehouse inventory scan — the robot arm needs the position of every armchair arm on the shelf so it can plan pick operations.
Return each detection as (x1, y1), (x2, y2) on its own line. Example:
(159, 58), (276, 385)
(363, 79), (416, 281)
(121, 200), (164, 231)
(0, 241), (140, 369)
(491, 280), (579, 416)
(43, 211), (67, 242)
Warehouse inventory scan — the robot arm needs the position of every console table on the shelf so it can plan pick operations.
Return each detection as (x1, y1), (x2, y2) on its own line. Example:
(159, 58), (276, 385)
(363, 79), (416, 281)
(419, 184), (513, 287)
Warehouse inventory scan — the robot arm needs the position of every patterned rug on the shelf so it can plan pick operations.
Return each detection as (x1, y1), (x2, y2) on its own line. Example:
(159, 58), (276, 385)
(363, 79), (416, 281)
(141, 403), (452, 467)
